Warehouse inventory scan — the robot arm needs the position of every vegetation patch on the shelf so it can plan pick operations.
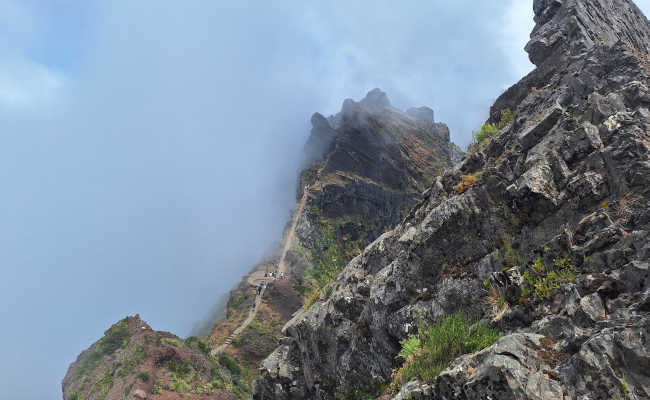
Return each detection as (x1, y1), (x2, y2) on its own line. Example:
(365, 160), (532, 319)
(185, 336), (211, 356)
(136, 371), (149, 382)
(219, 354), (242, 376)
(296, 214), (364, 308)
(160, 337), (181, 347)
(502, 238), (523, 267)
(472, 108), (515, 146)
(521, 255), (577, 300)
(391, 313), (500, 392)
(456, 172), (483, 193)
(116, 344), (147, 377)
(152, 380), (163, 394)
(74, 318), (131, 380)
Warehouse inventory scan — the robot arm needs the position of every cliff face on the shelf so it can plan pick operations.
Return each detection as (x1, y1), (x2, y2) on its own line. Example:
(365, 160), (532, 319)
(205, 89), (458, 386)
(254, 1), (650, 399)
(296, 88), (454, 263)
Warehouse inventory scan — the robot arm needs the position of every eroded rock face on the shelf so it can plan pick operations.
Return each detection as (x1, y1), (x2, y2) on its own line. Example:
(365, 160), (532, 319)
(297, 89), (458, 252)
(254, 1), (650, 399)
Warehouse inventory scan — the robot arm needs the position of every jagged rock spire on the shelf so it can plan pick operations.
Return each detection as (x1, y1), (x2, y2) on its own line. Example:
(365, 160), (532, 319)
(526, 0), (650, 65)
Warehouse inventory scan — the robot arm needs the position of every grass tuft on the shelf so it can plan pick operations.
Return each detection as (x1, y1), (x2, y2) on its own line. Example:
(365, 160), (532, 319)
(391, 313), (499, 392)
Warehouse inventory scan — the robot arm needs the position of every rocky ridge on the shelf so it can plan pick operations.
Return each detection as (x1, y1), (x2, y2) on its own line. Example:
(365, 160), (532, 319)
(206, 88), (458, 385)
(254, 0), (650, 399)
(63, 90), (460, 400)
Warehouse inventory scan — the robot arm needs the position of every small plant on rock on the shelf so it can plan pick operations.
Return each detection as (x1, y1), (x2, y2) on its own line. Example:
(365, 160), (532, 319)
(397, 335), (421, 361)
(456, 172), (482, 193)
(521, 255), (577, 300)
(391, 313), (499, 392)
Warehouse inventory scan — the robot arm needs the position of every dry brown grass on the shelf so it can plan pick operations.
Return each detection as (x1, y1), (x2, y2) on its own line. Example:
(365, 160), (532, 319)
(486, 285), (510, 323)
(456, 172), (482, 193)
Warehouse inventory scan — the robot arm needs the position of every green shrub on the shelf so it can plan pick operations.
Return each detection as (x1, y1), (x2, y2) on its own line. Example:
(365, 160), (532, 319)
(117, 344), (147, 377)
(249, 319), (273, 335)
(185, 336), (210, 356)
(136, 371), (149, 382)
(160, 337), (181, 347)
(474, 123), (499, 143)
(521, 255), (577, 300)
(219, 354), (241, 376)
(152, 380), (163, 394)
(392, 313), (499, 391)
(231, 294), (246, 308)
(98, 319), (131, 354)
(397, 336), (421, 360)
(301, 216), (362, 308)
(169, 359), (193, 377)
(473, 108), (515, 145)
(74, 318), (132, 380)
(94, 369), (115, 400)
(170, 373), (191, 393)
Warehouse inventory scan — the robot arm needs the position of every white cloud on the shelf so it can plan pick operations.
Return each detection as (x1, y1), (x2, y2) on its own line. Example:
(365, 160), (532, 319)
(0, 58), (64, 110)
(0, 1), (64, 112)
(635, 0), (650, 15)
(500, 0), (536, 83)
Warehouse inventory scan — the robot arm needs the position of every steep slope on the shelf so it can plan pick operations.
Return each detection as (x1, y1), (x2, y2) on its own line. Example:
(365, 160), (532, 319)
(206, 89), (458, 378)
(63, 89), (461, 400)
(254, 1), (650, 399)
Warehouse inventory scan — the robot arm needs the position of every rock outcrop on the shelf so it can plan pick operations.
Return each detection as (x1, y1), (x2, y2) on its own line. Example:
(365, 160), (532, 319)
(297, 88), (455, 239)
(62, 316), (240, 400)
(254, 1), (650, 399)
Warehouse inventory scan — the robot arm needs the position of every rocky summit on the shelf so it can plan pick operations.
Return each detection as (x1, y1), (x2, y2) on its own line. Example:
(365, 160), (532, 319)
(62, 316), (242, 400)
(254, 0), (650, 399)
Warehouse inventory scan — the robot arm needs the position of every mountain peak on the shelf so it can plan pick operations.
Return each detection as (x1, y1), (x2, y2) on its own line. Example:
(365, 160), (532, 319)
(359, 88), (392, 112)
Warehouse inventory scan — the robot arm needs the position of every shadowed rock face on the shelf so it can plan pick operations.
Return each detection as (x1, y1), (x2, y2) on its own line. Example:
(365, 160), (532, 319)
(254, 1), (650, 399)
(297, 89), (458, 253)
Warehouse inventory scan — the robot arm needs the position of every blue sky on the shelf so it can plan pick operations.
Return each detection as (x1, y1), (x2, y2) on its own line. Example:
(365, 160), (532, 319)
(2, 1), (649, 399)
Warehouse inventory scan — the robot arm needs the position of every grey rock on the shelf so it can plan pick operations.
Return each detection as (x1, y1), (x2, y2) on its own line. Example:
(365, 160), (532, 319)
(254, 1), (650, 399)
(434, 334), (564, 400)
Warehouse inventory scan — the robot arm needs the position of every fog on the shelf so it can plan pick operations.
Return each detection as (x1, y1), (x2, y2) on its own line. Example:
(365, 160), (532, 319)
(2, 1), (649, 398)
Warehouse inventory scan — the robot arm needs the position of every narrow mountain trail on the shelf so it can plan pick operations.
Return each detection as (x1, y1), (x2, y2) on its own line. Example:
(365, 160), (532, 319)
(211, 190), (310, 355)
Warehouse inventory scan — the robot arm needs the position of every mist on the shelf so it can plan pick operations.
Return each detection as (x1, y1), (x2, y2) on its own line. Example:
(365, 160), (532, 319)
(3, 1), (649, 398)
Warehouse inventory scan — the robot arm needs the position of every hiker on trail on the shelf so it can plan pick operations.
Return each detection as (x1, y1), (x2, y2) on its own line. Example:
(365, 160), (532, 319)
(257, 284), (263, 295)
(252, 301), (256, 309)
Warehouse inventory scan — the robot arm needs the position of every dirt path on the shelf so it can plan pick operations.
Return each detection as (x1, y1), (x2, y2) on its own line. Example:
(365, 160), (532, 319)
(211, 192), (309, 356)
